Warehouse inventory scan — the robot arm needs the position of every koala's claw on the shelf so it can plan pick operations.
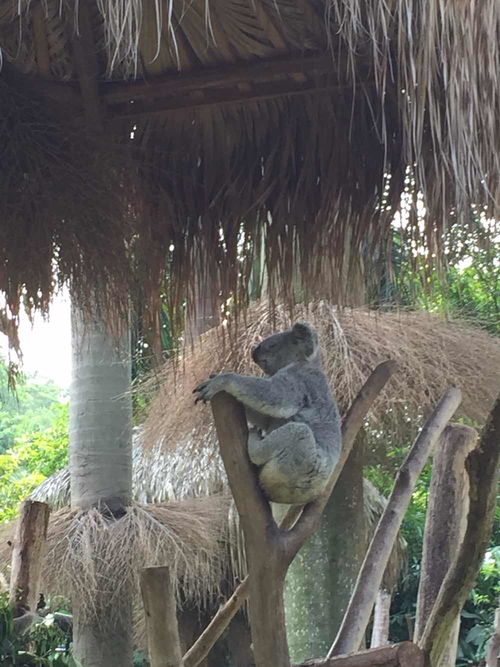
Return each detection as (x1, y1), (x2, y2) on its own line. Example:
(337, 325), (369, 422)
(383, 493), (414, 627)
(193, 376), (223, 405)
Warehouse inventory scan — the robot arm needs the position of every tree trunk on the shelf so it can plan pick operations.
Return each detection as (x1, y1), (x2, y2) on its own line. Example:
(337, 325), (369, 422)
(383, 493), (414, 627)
(370, 590), (392, 648)
(140, 567), (183, 667)
(9, 500), (50, 616)
(285, 436), (366, 661)
(70, 303), (133, 667)
(414, 424), (477, 666)
(329, 388), (462, 657)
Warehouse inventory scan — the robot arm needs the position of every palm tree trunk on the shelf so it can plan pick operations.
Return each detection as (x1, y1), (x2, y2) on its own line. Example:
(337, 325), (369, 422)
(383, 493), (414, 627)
(70, 303), (133, 667)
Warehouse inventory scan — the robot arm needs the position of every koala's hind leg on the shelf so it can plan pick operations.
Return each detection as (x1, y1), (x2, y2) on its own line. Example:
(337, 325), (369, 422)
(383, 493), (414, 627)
(249, 423), (331, 504)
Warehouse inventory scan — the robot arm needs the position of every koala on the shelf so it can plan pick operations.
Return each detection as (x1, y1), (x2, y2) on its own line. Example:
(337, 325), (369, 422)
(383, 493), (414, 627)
(193, 322), (341, 504)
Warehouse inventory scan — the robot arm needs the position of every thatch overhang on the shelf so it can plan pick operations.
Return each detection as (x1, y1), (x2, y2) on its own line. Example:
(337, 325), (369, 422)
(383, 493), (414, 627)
(0, 1), (499, 344)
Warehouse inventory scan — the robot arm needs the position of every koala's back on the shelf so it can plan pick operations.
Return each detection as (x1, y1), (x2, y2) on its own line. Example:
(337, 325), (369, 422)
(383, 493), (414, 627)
(283, 362), (341, 459)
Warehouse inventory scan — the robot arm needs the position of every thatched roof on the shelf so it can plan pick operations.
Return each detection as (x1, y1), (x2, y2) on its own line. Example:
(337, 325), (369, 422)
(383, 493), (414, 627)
(143, 303), (500, 453)
(0, 1), (499, 347)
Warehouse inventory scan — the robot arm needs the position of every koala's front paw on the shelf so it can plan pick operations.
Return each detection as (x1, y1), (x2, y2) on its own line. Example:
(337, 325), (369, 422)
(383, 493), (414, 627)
(193, 374), (227, 404)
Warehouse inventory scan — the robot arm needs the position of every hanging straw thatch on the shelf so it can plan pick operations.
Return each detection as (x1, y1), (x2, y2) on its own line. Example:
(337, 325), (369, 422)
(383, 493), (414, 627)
(0, 496), (230, 627)
(0, 0), (499, 347)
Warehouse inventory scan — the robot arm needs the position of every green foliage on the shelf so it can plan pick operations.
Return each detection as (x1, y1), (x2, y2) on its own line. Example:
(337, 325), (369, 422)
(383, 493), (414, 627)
(0, 593), (77, 666)
(0, 361), (64, 454)
(0, 404), (68, 523)
(373, 215), (500, 337)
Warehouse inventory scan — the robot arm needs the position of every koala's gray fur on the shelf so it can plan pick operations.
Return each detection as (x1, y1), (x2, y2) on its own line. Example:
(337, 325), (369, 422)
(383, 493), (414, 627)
(194, 322), (341, 504)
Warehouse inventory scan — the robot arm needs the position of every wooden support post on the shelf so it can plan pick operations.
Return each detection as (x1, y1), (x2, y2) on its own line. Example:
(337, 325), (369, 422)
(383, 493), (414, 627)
(9, 500), (50, 616)
(419, 395), (500, 666)
(297, 641), (424, 667)
(414, 424), (477, 666)
(329, 388), (462, 657)
(140, 566), (183, 667)
(370, 589), (392, 648)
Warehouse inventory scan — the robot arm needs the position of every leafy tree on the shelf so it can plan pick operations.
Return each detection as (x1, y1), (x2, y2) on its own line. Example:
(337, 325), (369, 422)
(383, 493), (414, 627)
(0, 404), (68, 523)
(0, 360), (64, 453)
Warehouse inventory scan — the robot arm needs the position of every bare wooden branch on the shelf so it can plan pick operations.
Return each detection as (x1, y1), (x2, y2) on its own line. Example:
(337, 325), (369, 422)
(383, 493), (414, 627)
(211, 392), (289, 666)
(182, 579), (249, 667)
(419, 394), (500, 665)
(297, 642), (424, 667)
(140, 566), (183, 667)
(184, 361), (398, 667)
(414, 424), (477, 665)
(329, 387), (462, 657)
(9, 500), (50, 616)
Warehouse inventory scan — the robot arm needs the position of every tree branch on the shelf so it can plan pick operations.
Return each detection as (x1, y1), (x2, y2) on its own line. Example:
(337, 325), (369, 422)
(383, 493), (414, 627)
(328, 387), (463, 657)
(418, 394), (500, 665)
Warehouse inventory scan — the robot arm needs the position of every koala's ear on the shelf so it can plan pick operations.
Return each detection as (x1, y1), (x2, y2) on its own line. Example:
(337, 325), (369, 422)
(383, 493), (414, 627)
(292, 322), (313, 341)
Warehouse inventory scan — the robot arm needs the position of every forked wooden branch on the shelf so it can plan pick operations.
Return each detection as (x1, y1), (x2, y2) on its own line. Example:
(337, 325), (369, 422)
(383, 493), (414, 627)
(329, 387), (462, 657)
(183, 360), (398, 667)
(419, 394), (500, 666)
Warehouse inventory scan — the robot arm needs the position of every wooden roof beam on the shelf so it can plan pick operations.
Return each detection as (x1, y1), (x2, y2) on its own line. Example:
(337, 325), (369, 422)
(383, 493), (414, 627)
(106, 75), (349, 120)
(101, 52), (334, 105)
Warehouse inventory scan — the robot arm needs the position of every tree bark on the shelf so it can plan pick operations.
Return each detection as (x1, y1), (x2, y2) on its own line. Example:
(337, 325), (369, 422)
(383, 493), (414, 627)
(370, 590), (392, 648)
(329, 387), (462, 657)
(419, 395), (500, 666)
(297, 642), (424, 667)
(285, 435), (366, 661)
(185, 361), (398, 667)
(211, 393), (291, 666)
(414, 424), (477, 665)
(9, 500), (50, 617)
(486, 604), (500, 667)
(70, 303), (133, 667)
(140, 566), (183, 667)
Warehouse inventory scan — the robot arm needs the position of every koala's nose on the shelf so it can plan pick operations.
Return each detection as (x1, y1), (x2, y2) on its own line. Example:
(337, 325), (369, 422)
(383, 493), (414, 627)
(251, 344), (261, 362)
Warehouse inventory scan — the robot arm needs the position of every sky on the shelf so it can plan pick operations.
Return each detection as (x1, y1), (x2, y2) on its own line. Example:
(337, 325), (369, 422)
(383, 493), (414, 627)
(0, 290), (72, 390)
